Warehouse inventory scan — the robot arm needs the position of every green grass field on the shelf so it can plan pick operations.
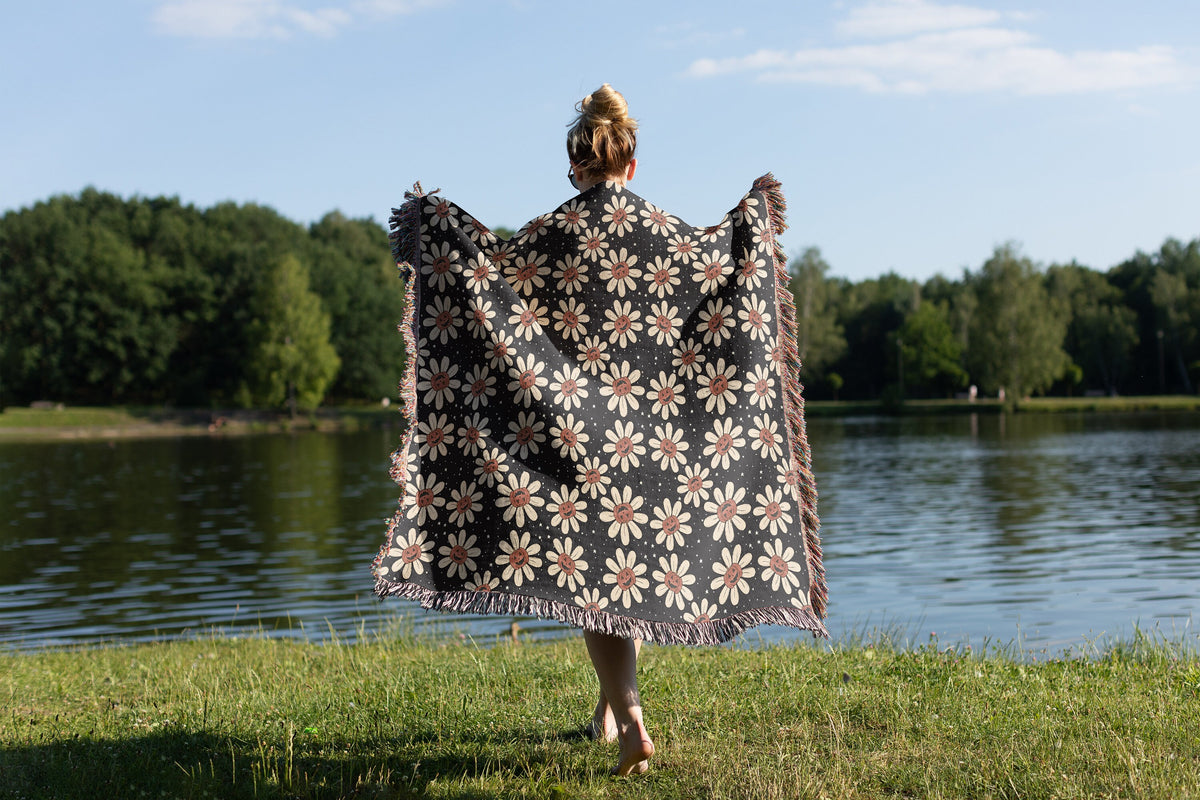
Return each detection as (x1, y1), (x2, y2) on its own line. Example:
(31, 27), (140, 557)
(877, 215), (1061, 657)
(3, 632), (1198, 799)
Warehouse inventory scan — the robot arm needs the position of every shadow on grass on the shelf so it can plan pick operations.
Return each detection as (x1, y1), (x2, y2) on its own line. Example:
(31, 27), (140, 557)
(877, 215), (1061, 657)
(0, 724), (607, 800)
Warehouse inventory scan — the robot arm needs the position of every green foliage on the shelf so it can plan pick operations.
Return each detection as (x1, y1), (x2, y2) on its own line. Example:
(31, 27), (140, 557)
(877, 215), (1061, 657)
(242, 255), (341, 412)
(966, 244), (1070, 398)
(0, 190), (403, 408)
(896, 301), (968, 397)
(789, 247), (847, 392)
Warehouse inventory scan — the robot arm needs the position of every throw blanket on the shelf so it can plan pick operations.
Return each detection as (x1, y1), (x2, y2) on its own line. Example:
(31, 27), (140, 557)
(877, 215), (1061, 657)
(373, 175), (826, 644)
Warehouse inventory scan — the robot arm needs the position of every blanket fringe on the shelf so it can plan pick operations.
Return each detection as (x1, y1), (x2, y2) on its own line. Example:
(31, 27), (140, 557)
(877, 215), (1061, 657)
(754, 173), (827, 620)
(373, 184), (430, 578)
(373, 576), (829, 645)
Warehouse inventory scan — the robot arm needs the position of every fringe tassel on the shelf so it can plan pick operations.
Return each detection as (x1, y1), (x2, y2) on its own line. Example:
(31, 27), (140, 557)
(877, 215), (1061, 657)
(373, 577), (829, 645)
(372, 184), (430, 579)
(754, 173), (827, 620)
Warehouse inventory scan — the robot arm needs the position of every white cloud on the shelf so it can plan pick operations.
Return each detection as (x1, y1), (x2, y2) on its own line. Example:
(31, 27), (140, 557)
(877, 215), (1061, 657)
(686, 1), (1194, 95)
(152, 0), (443, 39)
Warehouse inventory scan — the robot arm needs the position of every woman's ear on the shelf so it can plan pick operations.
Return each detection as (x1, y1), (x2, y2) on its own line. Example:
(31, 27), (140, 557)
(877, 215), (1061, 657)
(626, 158), (637, 181)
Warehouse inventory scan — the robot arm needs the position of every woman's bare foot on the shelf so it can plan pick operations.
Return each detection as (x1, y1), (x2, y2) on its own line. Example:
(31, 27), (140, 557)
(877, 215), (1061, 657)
(613, 721), (654, 776)
(589, 695), (617, 742)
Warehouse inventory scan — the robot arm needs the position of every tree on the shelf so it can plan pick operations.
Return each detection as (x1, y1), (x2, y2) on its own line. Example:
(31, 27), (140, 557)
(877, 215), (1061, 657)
(242, 254), (341, 414)
(788, 247), (846, 393)
(1046, 262), (1138, 395)
(896, 301), (968, 397)
(307, 212), (408, 400)
(966, 244), (1069, 399)
(830, 271), (919, 399)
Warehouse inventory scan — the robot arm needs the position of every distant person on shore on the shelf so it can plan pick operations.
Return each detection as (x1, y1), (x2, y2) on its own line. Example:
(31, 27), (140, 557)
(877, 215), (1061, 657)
(372, 84), (826, 776)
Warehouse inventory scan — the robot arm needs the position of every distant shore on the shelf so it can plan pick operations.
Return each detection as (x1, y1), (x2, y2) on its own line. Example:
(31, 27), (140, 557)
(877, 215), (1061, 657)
(2, 396), (1199, 442)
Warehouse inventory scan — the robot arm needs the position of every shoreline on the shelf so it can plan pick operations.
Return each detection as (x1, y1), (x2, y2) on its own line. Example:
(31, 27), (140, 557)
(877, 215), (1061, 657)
(2, 396), (1199, 442)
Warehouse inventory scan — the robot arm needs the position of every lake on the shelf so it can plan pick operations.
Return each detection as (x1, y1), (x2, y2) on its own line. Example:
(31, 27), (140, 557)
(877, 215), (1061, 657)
(2, 412), (1198, 654)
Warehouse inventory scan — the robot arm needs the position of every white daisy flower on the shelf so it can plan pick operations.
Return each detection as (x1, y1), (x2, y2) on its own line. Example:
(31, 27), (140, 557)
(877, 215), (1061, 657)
(704, 481), (748, 543)
(736, 246), (766, 290)
(578, 227), (609, 262)
(603, 548), (648, 608)
(552, 253), (589, 294)
(516, 214), (552, 244)
(697, 298), (735, 347)
(602, 195), (637, 236)
(703, 418), (746, 471)
(759, 538), (803, 592)
(403, 472), (445, 526)
(575, 455), (612, 499)
(486, 329), (517, 370)
(552, 297), (590, 342)
(547, 536), (588, 592)
(576, 335), (611, 375)
(466, 570), (499, 592)
(462, 364), (496, 410)
(473, 445), (510, 487)
(423, 296), (462, 344)
(599, 485), (648, 546)
(666, 233), (700, 264)
(755, 485), (794, 536)
(464, 252), (498, 293)
(420, 241), (460, 291)
(651, 498), (692, 551)
(648, 370), (686, 420)
(507, 353), (547, 408)
(603, 419), (646, 473)
(653, 554), (695, 610)
(696, 358), (743, 415)
(731, 193), (760, 226)
(599, 360), (644, 416)
(426, 197), (458, 231)
(496, 471), (545, 527)
(415, 412), (453, 461)
(649, 422), (690, 472)
(447, 481), (483, 528)
(602, 300), (643, 348)
(504, 249), (549, 296)
(554, 199), (591, 234)
(550, 413), (589, 461)
(504, 410), (546, 459)
(648, 300), (683, 347)
(417, 357), (459, 410)
(483, 240), (515, 268)
(598, 247), (641, 296)
(739, 295), (772, 342)
(387, 530), (433, 579)
(437, 531), (480, 579)
(548, 486), (588, 536)
(456, 413), (491, 457)
(684, 598), (719, 624)
(496, 529), (543, 587)
(677, 463), (712, 508)
(465, 297), (496, 339)
(745, 364), (777, 410)
(710, 545), (755, 605)
(642, 202), (680, 236)
(550, 364), (590, 410)
(575, 586), (609, 612)
(693, 250), (733, 295)
(644, 255), (681, 297)
(508, 298), (549, 341)
(671, 338), (706, 381)
(750, 414), (784, 461)
(698, 221), (729, 243)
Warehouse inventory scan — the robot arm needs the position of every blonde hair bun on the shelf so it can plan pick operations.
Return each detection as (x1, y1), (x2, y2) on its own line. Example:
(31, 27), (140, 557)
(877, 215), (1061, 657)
(567, 84), (638, 181)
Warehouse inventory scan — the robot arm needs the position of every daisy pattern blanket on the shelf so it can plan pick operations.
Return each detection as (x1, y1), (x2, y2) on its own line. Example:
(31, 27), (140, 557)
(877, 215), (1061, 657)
(373, 174), (826, 644)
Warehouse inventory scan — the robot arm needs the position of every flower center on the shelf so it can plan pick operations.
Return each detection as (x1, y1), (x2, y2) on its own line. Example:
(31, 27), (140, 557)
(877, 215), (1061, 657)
(717, 499), (738, 521)
(665, 572), (683, 592)
(557, 553), (576, 573)
(715, 434), (733, 454)
(711, 375), (728, 394)
(558, 501), (577, 519)
(416, 489), (434, 507)
(616, 568), (635, 590)
(450, 545), (469, 563)
(723, 564), (743, 587)
(401, 544), (422, 563)
(613, 502), (634, 524)
(516, 427), (534, 445)
(615, 437), (633, 457)
(431, 373), (449, 391)
(612, 377), (631, 396)
(509, 548), (528, 569)
(770, 555), (789, 577)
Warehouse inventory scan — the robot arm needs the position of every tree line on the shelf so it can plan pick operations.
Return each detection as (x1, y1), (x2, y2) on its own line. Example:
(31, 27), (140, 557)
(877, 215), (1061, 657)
(0, 189), (406, 411)
(791, 238), (1200, 401)
(1, 188), (1197, 409)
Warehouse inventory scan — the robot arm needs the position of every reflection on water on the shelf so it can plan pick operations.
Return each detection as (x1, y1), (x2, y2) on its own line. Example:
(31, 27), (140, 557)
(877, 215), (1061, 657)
(1, 413), (1197, 652)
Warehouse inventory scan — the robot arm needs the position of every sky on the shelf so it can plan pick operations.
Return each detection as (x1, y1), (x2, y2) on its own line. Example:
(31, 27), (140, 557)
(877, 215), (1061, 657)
(2, 0), (1198, 282)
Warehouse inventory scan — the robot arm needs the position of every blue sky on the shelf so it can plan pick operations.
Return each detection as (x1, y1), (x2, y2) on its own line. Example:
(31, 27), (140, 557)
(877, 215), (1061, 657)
(2, 0), (1197, 282)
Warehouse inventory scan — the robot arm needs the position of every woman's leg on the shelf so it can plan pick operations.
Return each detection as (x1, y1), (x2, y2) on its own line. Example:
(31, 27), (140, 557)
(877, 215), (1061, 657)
(583, 631), (654, 776)
(590, 638), (641, 741)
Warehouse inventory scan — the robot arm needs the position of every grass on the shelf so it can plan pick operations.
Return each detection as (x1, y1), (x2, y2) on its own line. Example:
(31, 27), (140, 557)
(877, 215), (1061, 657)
(3, 631), (1199, 799)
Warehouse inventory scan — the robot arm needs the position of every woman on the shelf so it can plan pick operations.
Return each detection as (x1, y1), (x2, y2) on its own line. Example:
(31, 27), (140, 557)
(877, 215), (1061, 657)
(374, 84), (826, 777)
